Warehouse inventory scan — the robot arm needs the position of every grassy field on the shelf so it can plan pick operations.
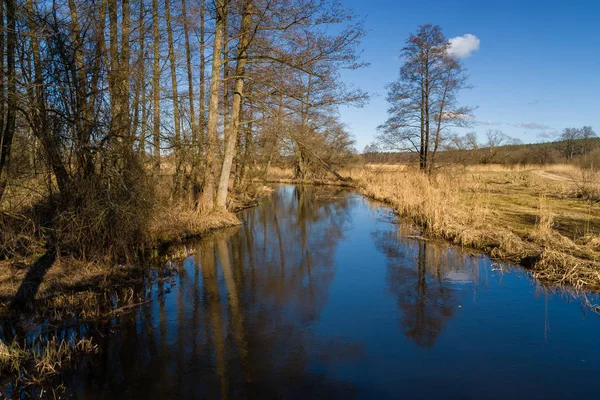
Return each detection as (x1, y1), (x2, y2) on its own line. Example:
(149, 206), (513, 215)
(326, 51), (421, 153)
(268, 163), (600, 291)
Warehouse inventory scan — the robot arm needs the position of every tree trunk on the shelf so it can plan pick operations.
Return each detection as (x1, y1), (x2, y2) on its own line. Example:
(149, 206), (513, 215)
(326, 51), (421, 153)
(25, 0), (71, 194)
(152, 0), (161, 171)
(164, 0), (182, 194)
(67, 0), (94, 177)
(239, 117), (253, 187)
(216, 0), (253, 210)
(423, 50), (430, 172)
(419, 69), (425, 171)
(429, 82), (448, 174)
(191, 0), (205, 207)
(132, 0), (146, 153)
(222, 7), (230, 138)
(199, 0), (227, 211)
(0, 0), (15, 201)
(121, 0), (131, 143)
(237, 84), (253, 188)
(0, 0), (4, 135)
(108, 0), (130, 142)
(198, 0), (205, 155)
(181, 0), (197, 161)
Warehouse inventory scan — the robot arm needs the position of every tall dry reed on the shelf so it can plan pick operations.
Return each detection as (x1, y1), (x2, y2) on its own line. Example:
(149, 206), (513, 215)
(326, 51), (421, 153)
(351, 166), (600, 291)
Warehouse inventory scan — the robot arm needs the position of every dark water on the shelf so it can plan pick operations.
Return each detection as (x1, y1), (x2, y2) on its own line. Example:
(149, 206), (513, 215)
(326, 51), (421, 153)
(55, 186), (600, 398)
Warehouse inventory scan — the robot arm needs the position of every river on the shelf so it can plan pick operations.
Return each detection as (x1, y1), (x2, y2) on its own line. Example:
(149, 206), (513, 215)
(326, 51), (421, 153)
(11, 185), (600, 399)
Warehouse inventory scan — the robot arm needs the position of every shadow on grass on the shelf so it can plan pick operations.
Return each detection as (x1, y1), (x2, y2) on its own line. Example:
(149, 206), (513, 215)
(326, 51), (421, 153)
(9, 248), (56, 313)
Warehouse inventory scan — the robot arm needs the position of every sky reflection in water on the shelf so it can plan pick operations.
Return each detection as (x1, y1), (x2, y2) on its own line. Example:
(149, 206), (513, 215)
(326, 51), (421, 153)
(62, 185), (600, 399)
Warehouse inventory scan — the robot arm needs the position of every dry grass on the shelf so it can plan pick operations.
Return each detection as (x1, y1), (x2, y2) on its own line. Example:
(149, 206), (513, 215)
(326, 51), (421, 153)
(0, 204), (242, 318)
(355, 165), (600, 290)
(1, 335), (97, 394)
(0, 256), (147, 318)
(0, 170), (248, 318)
(266, 166), (296, 181)
(150, 205), (241, 245)
(267, 163), (600, 291)
(0, 167), (259, 392)
(356, 167), (535, 256)
(465, 163), (580, 174)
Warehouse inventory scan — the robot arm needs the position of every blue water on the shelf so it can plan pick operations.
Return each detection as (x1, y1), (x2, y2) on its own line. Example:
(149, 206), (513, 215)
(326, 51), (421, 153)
(61, 185), (600, 399)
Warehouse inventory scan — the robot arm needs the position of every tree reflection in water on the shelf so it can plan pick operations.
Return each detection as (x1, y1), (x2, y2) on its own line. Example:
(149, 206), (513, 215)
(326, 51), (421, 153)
(63, 185), (363, 399)
(372, 228), (483, 348)
(8, 185), (600, 399)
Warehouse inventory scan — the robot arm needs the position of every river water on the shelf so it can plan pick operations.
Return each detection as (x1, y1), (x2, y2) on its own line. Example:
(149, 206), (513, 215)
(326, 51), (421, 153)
(39, 186), (600, 398)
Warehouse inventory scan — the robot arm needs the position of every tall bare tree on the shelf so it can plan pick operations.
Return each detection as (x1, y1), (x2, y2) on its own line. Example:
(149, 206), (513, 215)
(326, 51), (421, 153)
(199, 0), (228, 211)
(108, 0), (131, 142)
(132, 0), (147, 152)
(216, 0), (253, 209)
(152, 0), (161, 171)
(181, 0), (197, 160)
(378, 24), (472, 172)
(0, 0), (15, 201)
(164, 0), (183, 192)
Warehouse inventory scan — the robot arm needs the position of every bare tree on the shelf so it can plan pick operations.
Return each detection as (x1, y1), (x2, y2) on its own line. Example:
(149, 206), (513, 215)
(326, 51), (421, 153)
(108, 0), (131, 142)
(152, 0), (161, 171)
(0, 0), (371, 261)
(0, 0), (15, 201)
(378, 24), (472, 172)
(559, 127), (581, 160)
(131, 0), (147, 154)
(199, 0), (228, 211)
(181, 0), (197, 163)
(580, 126), (597, 156)
(164, 0), (183, 192)
(216, 0), (254, 209)
(479, 130), (520, 164)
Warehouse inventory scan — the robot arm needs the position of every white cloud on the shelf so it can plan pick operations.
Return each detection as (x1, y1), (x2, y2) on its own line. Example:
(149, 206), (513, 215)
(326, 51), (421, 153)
(441, 111), (472, 121)
(448, 34), (480, 59)
(514, 122), (550, 130)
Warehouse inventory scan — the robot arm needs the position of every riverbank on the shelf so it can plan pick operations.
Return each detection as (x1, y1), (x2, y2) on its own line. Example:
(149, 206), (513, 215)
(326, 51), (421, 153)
(0, 177), (277, 312)
(11, 183), (600, 399)
(0, 202), (249, 394)
(267, 164), (600, 291)
(0, 209), (242, 317)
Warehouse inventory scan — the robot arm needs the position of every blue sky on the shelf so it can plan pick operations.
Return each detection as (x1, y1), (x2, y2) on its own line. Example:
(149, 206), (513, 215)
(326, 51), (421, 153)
(338, 0), (600, 151)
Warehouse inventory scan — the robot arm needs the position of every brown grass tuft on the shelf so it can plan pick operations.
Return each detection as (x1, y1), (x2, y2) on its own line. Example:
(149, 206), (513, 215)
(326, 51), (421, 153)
(150, 206), (241, 245)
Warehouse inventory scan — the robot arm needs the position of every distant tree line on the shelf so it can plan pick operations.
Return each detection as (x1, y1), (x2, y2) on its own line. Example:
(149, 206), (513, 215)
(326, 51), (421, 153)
(363, 127), (599, 167)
